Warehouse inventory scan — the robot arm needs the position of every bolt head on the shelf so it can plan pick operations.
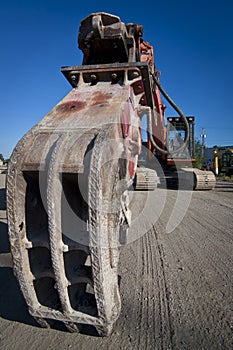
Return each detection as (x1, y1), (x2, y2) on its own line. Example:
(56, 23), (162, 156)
(90, 74), (97, 81)
(111, 73), (118, 80)
(132, 71), (139, 78)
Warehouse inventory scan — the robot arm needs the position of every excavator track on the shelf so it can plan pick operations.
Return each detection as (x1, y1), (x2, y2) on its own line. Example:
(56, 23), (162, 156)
(135, 167), (159, 190)
(181, 168), (216, 190)
(193, 169), (216, 190)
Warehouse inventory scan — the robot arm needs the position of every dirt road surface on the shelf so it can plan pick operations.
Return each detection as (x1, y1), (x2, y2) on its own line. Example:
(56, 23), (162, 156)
(0, 173), (232, 349)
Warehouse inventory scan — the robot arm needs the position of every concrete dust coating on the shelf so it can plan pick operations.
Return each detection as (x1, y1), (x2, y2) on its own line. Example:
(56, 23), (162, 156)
(0, 173), (232, 349)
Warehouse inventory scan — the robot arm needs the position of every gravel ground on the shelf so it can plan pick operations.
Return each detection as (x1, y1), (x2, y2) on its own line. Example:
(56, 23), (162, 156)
(0, 173), (232, 349)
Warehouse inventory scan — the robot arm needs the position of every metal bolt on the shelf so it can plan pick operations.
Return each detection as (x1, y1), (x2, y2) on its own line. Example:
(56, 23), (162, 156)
(111, 73), (118, 80)
(132, 71), (139, 78)
(90, 74), (97, 81)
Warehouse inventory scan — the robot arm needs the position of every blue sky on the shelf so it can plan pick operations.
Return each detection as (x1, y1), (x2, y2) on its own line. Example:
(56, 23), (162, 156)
(0, 0), (233, 158)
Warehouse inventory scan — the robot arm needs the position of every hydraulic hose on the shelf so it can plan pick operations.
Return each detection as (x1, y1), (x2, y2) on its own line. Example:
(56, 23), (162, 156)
(149, 72), (190, 155)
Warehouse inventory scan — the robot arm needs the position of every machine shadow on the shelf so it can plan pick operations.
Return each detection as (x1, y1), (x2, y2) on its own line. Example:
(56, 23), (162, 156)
(215, 182), (233, 192)
(0, 265), (99, 335)
(0, 221), (101, 336)
(0, 188), (6, 210)
(0, 221), (37, 327)
(0, 266), (38, 327)
(216, 189), (233, 193)
(0, 221), (10, 254)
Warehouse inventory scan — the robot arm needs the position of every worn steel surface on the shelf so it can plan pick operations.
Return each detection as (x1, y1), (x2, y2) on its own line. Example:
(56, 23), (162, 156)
(7, 55), (147, 335)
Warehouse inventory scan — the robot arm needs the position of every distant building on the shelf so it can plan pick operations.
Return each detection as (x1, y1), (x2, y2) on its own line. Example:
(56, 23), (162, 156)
(0, 159), (8, 174)
(204, 147), (214, 164)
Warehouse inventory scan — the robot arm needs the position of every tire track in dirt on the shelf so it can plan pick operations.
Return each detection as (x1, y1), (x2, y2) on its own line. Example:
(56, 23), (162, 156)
(153, 220), (213, 349)
(154, 192), (233, 350)
(119, 226), (174, 350)
(134, 232), (158, 350)
(150, 227), (174, 350)
(187, 212), (232, 284)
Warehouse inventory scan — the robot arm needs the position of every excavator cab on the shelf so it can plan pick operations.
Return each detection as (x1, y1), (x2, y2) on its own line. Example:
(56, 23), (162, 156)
(217, 148), (233, 175)
(165, 116), (216, 189)
(166, 116), (195, 165)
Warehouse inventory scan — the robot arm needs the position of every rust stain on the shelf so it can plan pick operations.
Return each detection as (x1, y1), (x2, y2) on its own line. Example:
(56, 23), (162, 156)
(56, 100), (86, 114)
(91, 91), (113, 106)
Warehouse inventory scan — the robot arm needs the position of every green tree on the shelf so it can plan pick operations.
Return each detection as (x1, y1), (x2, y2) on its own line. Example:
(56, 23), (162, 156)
(193, 138), (204, 169)
(0, 154), (4, 162)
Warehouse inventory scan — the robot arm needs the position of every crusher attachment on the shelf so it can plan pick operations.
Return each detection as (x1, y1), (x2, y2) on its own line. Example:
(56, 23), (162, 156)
(7, 12), (156, 336)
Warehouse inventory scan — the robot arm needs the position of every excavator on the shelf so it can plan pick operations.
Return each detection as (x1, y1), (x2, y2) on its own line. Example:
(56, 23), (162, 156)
(7, 12), (216, 336)
(215, 148), (233, 175)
